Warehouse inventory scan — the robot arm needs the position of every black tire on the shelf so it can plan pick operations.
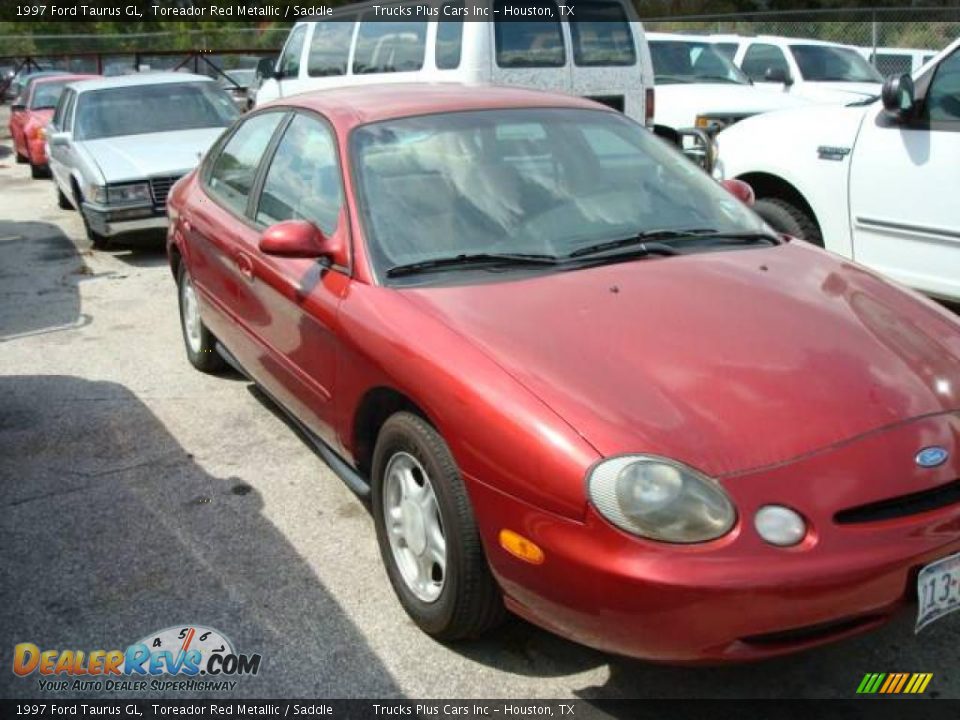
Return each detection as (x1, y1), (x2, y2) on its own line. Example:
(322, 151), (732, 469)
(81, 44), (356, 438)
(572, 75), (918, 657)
(57, 186), (72, 210)
(372, 412), (504, 640)
(15, 151), (27, 165)
(74, 187), (109, 249)
(176, 263), (226, 374)
(29, 162), (44, 179)
(753, 197), (823, 247)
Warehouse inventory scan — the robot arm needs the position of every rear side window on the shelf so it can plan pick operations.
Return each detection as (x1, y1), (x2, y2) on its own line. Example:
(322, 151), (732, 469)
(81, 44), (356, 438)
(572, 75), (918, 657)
(256, 113), (343, 234)
(353, 15), (428, 74)
(714, 43), (738, 60)
(207, 112), (285, 217)
(569, 1), (635, 67)
(436, 1), (464, 70)
(494, 0), (565, 68)
(873, 53), (912, 77)
(741, 43), (790, 81)
(308, 20), (355, 77)
(279, 25), (307, 79)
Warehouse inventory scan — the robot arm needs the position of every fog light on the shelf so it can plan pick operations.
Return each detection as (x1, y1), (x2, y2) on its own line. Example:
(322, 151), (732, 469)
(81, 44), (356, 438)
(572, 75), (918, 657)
(754, 505), (806, 547)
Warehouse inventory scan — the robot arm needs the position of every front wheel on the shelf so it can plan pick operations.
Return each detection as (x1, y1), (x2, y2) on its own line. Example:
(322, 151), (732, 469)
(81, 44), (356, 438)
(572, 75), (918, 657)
(753, 197), (823, 247)
(372, 412), (504, 640)
(177, 263), (226, 374)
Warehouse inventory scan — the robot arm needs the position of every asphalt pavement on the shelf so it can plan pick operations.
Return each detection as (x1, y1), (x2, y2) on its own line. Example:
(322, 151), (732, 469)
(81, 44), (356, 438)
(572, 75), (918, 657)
(1, 104), (959, 700)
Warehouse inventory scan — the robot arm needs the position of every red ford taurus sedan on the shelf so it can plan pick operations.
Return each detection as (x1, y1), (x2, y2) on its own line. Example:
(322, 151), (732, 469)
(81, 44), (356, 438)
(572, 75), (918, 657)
(167, 84), (960, 663)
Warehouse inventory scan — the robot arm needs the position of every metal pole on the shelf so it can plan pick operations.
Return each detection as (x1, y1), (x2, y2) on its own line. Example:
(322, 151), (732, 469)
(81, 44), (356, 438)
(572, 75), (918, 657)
(871, 12), (878, 60)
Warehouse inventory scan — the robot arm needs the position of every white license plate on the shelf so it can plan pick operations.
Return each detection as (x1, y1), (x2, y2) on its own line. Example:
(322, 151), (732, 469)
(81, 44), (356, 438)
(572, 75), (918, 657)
(917, 551), (960, 632)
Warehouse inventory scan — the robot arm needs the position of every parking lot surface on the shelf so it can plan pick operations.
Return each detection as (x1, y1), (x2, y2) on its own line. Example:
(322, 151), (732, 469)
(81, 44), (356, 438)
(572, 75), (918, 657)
(2, 104), (960, 700)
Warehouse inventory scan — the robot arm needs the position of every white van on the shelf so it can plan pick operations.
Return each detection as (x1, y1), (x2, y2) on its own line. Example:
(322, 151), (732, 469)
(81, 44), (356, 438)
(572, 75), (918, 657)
(255, 0), (654, 126)
(857, 46), (938, 77)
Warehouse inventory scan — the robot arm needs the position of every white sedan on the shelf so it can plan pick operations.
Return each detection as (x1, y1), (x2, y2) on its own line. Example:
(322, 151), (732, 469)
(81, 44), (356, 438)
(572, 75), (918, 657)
(46, 73), (238, 248)
(714, 37), (960, 304)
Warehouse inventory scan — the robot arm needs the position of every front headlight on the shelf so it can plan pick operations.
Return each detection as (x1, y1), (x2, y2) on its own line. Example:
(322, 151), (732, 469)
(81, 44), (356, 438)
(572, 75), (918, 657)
(85, 183), (107, 204)
(588, 455), (736, 543)
(106, 182), (152, 205)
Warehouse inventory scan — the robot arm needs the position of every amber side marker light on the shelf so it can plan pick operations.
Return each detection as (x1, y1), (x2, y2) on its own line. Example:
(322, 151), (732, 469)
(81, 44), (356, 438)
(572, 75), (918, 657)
(499, 529), (545, 565)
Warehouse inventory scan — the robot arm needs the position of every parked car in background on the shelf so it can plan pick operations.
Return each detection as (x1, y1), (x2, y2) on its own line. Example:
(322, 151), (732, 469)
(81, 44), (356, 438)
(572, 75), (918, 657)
(47, 73), (239, 248)
(6, 69), (61, 104)
(256, 0), (655, 126)
(9, 74), (97, 178)
(858, 46), (938, 76)
(169, 83), (960, 663)
(647, 33), (809, 141)
(216, 68), (257, 110)
(716, 34), (884, 103)
(714, 37), (960, 303)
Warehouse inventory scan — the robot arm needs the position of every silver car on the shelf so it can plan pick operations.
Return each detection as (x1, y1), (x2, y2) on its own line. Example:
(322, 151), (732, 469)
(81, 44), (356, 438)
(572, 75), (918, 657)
(47, 73), (239, 247)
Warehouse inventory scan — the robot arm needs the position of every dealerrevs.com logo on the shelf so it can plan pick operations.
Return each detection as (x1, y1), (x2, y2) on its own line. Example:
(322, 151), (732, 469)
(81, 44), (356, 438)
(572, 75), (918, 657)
(12, 625), (262, 692)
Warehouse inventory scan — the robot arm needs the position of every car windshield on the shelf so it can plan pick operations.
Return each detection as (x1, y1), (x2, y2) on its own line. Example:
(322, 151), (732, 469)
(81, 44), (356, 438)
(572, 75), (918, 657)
(30, 80), (70, 109)
(219, 70), (255, 87)
(649, 40), (750, 84)
(351, 108), (768, 281)
(789, 45), (883, 82)
(74, 82), (239, 140)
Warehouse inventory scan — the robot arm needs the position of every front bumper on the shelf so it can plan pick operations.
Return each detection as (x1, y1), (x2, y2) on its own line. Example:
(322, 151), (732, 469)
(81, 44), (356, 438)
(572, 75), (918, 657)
(468, 413), (960, 663)
(82, 202), (168, 237)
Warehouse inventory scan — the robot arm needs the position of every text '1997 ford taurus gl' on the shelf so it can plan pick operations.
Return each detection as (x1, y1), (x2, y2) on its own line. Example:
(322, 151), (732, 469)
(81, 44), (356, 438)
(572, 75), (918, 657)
(166, 83), (960, 663)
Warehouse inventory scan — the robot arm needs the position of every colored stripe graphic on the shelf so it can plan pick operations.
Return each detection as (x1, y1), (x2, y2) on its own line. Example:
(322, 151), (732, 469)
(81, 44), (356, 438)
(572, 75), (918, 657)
(858, 673), (933, 694)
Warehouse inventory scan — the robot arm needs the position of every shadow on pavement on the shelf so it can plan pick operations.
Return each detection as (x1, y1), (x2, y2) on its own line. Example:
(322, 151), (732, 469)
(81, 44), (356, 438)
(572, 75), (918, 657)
(103, 229), (169, 269)
(0, 375), (403, 699)
(0, 221), (90, 342)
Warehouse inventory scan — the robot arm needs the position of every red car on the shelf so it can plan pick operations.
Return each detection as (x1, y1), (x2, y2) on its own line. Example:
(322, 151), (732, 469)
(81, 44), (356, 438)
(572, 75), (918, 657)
(9, 74), (96, 178)
(167, 84), (960, 663)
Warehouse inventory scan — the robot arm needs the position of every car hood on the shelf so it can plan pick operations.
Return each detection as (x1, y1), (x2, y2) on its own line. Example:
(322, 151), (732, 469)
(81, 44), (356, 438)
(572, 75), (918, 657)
(401, 243), (960, 477)
(77, 127), (226, 183)
(654, 83), (810, 127)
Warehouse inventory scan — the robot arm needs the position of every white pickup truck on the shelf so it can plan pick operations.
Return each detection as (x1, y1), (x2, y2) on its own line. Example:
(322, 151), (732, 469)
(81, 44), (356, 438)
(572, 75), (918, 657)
(714, 37), (960, 303)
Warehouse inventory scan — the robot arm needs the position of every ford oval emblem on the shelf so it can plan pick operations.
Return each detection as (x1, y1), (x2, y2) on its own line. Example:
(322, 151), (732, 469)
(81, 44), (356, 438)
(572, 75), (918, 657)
(916, 447), (949, 469)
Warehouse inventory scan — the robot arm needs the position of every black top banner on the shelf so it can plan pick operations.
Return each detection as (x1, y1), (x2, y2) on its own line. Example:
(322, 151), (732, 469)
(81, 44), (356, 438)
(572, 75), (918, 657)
(5, 699), (960, 720)
(1, 0), (959, 23)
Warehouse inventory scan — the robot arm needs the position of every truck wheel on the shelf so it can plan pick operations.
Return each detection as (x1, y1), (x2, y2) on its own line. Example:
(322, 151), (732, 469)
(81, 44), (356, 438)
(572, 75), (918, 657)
(372, 411), (505, 640)
(754, 198), (823, 247)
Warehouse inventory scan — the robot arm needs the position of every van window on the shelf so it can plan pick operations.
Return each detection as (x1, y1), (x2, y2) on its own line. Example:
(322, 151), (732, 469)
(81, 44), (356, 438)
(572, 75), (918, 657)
(279, 25), (307, 79)
(872, 53), (912, 77)
(308, 20), (356, 77)
(714, 43), (739, 60)
(494, 0), (565, 68)
(741, 43), (789, 81)
(436, 2), (464, 70)
(353, 15), (428, 74)
(569, 1), (635, 67)
(927, 49), (960, 123)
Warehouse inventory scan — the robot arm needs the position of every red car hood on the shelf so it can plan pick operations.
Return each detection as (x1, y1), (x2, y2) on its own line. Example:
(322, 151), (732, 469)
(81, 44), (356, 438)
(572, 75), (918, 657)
(401, 242), (960, 477)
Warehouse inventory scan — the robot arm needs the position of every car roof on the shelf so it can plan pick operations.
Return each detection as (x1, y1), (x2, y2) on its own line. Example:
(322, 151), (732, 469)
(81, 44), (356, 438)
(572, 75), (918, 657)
(647, 32), (715, 42)
(261, 82), (611, 129)
(66, 72), (214, 93)
(31, 74), (97, 86)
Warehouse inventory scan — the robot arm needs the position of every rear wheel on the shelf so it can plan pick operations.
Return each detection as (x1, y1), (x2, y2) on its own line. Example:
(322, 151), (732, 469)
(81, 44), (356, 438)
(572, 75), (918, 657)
(177, 263), (225, 374)
(754, 197), (823, 247)
(15, 151), (27, 165)
(372, 412), (504, 640)
(29, 162), (44, 179)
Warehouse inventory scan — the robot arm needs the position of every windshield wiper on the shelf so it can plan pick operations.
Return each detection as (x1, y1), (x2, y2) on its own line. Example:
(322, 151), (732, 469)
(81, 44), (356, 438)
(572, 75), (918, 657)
(570, 228), (779, 259)
(386, 252), (559, 278)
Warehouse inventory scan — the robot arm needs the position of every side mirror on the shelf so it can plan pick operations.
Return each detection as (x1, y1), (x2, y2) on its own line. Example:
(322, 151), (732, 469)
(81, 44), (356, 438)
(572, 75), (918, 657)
(259, 220), (340, 263)
(257, 56), (279, 80)
(881, 73), (915, 121)
(49, 131), (71, 147)
(764, 66), (793, 86)
(721, 178), (755, 206)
